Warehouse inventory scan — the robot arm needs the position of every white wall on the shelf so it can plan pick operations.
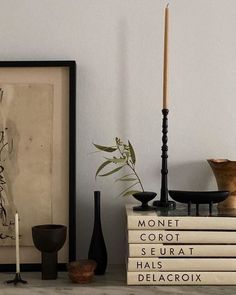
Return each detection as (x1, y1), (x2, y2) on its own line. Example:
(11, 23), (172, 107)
(1, 0), (236, 264)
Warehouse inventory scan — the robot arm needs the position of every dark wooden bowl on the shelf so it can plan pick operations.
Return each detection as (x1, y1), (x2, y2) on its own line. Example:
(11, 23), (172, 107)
(132, 191), (157, 211)
(168, 190), (229, 204)
(32, 224), (67, 280)
(32, 224), (67, 252)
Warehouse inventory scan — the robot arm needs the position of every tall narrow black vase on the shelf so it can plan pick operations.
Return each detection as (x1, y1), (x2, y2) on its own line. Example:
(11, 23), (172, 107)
(88, 191), (107, 275)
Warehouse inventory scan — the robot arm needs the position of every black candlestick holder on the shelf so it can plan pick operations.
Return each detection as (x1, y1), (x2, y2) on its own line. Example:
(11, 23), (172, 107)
(6, 273), (27, 285)
(153, 108), (176, 209)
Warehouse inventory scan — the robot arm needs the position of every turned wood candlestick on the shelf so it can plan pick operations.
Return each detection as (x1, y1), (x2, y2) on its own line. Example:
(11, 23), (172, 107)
(153, 109), (176, 209)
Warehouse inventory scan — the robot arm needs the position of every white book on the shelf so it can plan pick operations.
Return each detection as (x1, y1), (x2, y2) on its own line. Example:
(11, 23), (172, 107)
(128, 257), (236, 271)
(129, 244), (236, 257)
(127, 271), (236, 285)
(126, 205), (236, 230)
(128, 230), (236, 244)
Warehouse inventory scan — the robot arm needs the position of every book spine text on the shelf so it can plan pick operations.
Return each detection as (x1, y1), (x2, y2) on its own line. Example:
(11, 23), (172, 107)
(127, 271), (236, 285)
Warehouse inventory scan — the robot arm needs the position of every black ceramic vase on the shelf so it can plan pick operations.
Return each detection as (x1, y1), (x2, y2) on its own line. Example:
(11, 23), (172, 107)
(88, 191), (107, 275)
(132, 191), (157, 211)
(32, 224), (67, 280)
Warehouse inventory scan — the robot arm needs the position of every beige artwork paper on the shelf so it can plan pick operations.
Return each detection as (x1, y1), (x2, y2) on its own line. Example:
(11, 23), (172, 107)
(0, 83), (53, 246)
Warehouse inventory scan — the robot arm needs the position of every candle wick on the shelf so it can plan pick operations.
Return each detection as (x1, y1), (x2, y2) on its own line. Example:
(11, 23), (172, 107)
(166, 3), (169, 8)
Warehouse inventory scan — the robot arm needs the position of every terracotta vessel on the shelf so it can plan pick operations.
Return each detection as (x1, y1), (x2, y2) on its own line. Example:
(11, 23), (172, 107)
(68, 260), (97, 283)
(207, 159), (236, 209)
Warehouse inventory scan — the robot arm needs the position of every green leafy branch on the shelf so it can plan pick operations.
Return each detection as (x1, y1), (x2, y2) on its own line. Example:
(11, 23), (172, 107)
(93, 137), (144, 197)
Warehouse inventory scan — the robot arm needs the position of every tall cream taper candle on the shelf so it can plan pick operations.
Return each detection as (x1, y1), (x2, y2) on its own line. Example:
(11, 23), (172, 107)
(163, 4), (169, 109)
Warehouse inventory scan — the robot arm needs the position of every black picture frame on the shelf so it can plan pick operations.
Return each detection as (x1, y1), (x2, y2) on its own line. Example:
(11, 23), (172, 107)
(0, 61), (76, 271)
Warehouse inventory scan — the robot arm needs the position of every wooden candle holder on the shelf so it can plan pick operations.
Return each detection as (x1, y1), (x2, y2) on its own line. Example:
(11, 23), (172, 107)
(153, 109), (176, 209)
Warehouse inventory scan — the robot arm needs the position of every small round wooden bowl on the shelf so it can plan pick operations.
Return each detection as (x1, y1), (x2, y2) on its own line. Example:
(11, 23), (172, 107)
(68, 260), (97, 284)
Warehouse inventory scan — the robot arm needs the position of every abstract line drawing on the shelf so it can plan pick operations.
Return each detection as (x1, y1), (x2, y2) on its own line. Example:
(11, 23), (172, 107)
(0, 84), (53, 246)
(0, 89), (15, 241)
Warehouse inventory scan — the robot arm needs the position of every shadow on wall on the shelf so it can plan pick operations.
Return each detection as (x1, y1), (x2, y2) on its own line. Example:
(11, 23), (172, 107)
(168, 160), (216, 191)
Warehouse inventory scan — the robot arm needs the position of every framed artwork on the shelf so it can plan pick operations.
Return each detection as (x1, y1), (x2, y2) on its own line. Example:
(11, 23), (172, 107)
(0, 61), (76, 271)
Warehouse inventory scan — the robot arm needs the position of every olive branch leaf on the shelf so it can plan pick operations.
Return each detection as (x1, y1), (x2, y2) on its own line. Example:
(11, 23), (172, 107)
(93, 138), (144, 196)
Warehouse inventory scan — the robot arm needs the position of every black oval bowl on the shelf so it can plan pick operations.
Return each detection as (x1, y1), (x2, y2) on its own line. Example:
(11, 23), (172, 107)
(168, 190), (229, 204)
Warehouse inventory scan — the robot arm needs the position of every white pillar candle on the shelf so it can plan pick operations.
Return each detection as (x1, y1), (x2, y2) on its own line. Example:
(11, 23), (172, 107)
(15, 212), (20, 273)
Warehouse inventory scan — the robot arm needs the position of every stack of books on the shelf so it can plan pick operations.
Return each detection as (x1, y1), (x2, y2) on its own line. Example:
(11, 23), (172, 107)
(126, 204), (236, 285)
